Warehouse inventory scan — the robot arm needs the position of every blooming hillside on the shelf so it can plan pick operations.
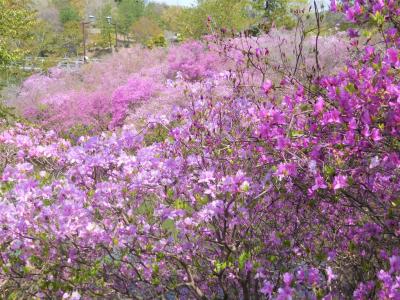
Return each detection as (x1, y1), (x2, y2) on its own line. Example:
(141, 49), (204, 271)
(11, 29), (348, 135)
(0, 1), (399, 299)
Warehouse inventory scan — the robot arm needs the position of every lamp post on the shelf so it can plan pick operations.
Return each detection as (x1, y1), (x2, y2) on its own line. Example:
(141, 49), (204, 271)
(82, 15), (95, 63)
(106, 16), (118, 50)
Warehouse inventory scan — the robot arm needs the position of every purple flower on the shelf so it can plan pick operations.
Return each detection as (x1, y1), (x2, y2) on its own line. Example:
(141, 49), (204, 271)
(389, 256), (400, 274)
(347, 28), (360, 38)
(354, 281), (375, 299)
(312, 173), (328, 191)
(260, 281), (273, 295)
(371, 128), (382, 142)
(198, 170), (215, 184)
(308, 267), (320, 285)
(314, 97), (325, 114)
(365, 46), (375, 59)
(276, 163), (297, 180)
(326, 266), (336, 284)
(349, 117), (358, 130)
(333, 175), (348, 190)
(255, 48), (262, 58)
(276, 136), (290, 150)
(322, 109), (341, 124)
(283, 272), (293, 286)
(346, 7), (356, 22)
(386, 48), (399, 67)
(70, 292), (81, 300)
(255, 268), (266, 279)
(276, 287), (293, 300)
(261, 80), (273, 95)
(373, 0), (385, 12)
(330, 0), (337, 12)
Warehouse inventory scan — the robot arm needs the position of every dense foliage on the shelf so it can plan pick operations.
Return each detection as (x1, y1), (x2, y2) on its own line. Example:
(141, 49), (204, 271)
(250, 0), (308, 29)
(0, 0), (36, 67)
(0, 0), (399, 299)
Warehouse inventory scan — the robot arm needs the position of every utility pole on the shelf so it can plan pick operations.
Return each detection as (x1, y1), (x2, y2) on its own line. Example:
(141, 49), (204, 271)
(81, 15), (95, 63)
(82, 22), (87, 63)
(106, 16), (118, 50)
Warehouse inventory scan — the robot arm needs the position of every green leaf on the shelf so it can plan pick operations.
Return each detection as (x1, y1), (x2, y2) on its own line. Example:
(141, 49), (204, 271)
(289, 130), (304, 138)
(167, 188), (174, 198)
(323, 165), (335, 178)
(345, 83), (356, 94)
(214, 260), (228, 273)
(268, 255), (278, 263)
(238, 251), (250, 270)
(152, 263), (159, 276)
(391, 198), (400, 208)
(371, 11), (384, 26)
(173, 199), (190, 210)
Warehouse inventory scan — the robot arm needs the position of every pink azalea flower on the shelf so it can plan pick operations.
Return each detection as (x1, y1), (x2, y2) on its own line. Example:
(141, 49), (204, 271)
(333, 175), (348, 190)
(260, 281), (273, 295)
(346, 7), (356, 22)
(327, 266), (336, 284)
(283, 272), (293, 285)
(347, 28), (359, 38)
(314, 97), (325, 114)
(371, 128), (382, 142)
(261, 80), (273, 95)
(365, 46), (375, 59)
(389, 256), (400, 274)
(386, 48), (399, 67)
(255, 48), (262, 58)
(312, 173), (328, 191)
(276, 163), (297, 180)
(330, 0), (337, 12)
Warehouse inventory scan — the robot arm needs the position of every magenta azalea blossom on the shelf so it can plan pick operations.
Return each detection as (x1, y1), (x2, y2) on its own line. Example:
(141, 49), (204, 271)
(261, 80), (273, 95)
(386, 48), (399, 66)
(333, 175), (348, 190)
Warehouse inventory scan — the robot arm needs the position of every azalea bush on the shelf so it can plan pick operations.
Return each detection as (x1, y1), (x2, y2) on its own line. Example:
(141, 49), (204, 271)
(10, 28), (350, 136)
(11, 47), (167, 133)
(0, 0), (399, 299)
(167, 40), (223, 81)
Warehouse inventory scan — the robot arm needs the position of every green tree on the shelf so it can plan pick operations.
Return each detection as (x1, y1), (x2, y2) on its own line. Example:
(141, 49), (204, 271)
(0, 0), (36, 67)
(26, 19), (60, 57)
(251, 0), (308, 29)
(59, 5), (80, 24)
(144, 2), (168, 27)
(161, 5), (184, 33)
(52, 0), (85, 17)
(95, 3), (115, 48)
(178, 0), (251, 39)
(116, 0), (145, 36)
(131, 16), (162, 43)
(60, 21), (82, 56)
(0, 0), (36, 120)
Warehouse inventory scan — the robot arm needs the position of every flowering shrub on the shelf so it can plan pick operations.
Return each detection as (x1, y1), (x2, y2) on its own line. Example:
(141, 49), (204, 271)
(10, 31), (350, 135)
(12, 47), (168, 133)
(0, 1), (399, 299)
(167, 40), (222, 81)
(110, 75), (158, 128)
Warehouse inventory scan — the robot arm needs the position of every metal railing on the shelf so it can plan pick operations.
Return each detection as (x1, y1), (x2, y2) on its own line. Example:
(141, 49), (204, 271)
(4, 56), (103, 72)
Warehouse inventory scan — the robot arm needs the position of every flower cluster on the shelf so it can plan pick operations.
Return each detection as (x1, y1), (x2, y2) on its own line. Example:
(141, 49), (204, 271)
(167, 40), (223, 81)
(10, 30), (350, 136)
(0, 1), (399, 299)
